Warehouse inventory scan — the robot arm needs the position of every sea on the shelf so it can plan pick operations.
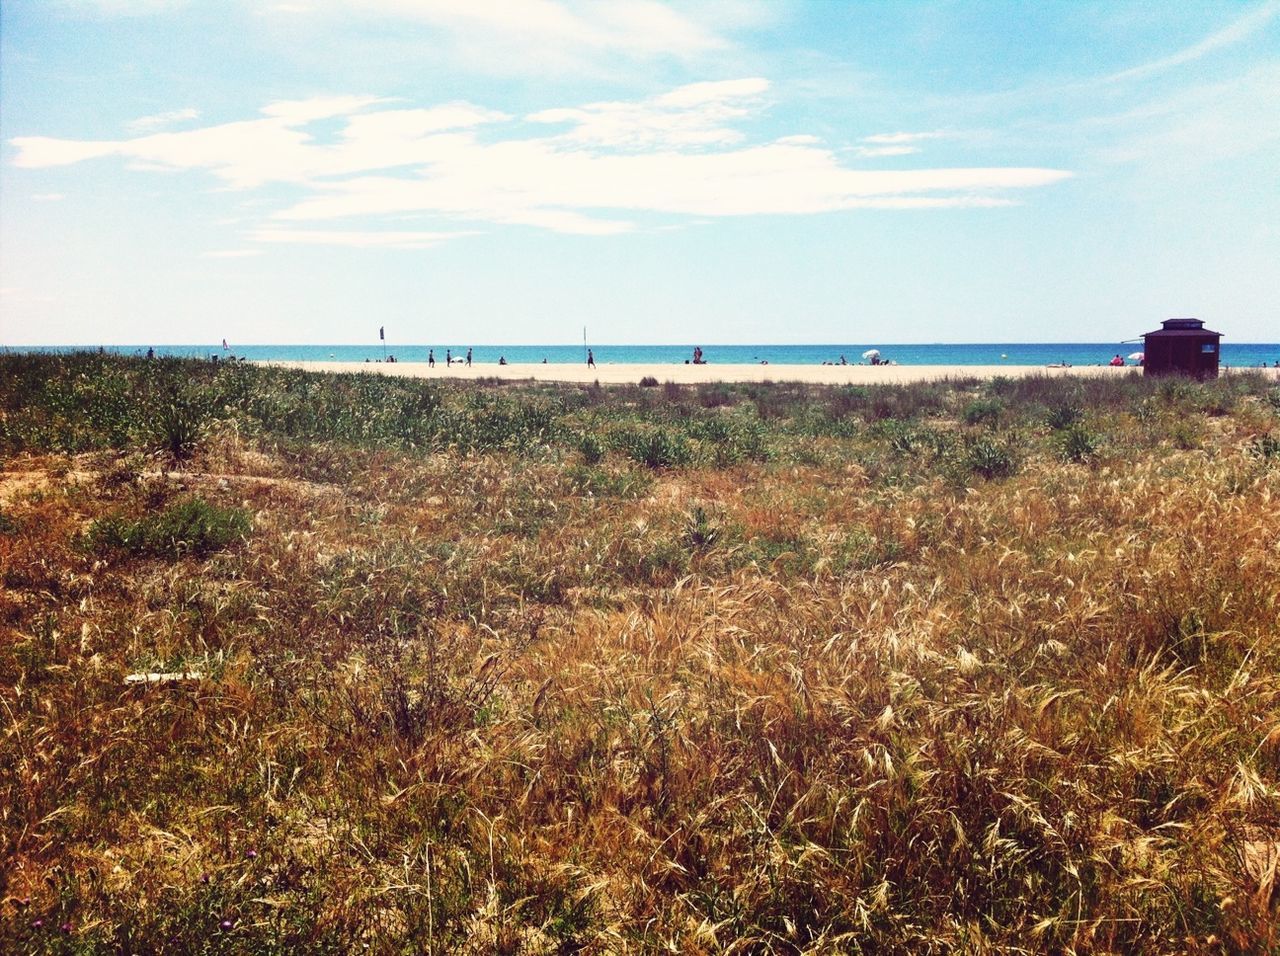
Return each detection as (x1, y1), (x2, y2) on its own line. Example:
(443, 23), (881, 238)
(11, 342), (1280, 368)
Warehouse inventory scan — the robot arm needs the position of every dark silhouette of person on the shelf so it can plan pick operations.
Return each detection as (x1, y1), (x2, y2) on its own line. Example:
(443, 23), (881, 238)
(428, 349), (435, 368)
(446, 349), (452, 366)
(466, 348), (472, 367)
(587, 349), (595, 368)
(499, 356), (507, 365)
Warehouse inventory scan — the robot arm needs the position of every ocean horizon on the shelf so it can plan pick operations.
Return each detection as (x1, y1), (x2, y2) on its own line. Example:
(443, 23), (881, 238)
(10, 342), (1280, 368)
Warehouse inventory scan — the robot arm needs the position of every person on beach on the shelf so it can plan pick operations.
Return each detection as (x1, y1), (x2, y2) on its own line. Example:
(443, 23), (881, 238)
(428, 349), (435, 368)
(499, 356), (507, 365)
(466, 348), (472, 367)
(146, 347), (154, 359)
(587, 349), (595, 368)
(1109, 354), (1124, 367)
(446, 349), (452, 366)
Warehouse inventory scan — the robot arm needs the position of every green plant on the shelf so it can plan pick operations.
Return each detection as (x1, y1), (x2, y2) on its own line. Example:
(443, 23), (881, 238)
(682, 505), (723, 551)
(149, 381), (211, 459)
(87, 498), (251, 558)
(639, 376), (659, 388)
(577, 431), (605, 465)
(1045, 403), (1082, 430)
(1058, 423), (1101, 463)
(962, 397), (1006, 428)
(612, 425), (692, 469)
(1251, 433), (1280, 460)
(965, 436), (1019, 479)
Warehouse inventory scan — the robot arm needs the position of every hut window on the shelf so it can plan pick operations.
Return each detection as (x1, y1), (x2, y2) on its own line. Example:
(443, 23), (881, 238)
(1201, 343), (1217, 353)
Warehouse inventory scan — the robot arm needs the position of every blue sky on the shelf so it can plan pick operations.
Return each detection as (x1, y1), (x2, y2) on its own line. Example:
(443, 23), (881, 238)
(2, 0), (1277, 345)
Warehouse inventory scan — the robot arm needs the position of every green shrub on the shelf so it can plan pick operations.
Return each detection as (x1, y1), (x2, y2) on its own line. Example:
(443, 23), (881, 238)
(682, 505), (723, 551)
(1045, 403), (1082, 430)
(1251, 433), (1280, 461)
(1058, 423), (1101, 463)
(965, 437), (1019, 479)
(612, 426), (692, 469)
(962, 397), (1006, 428)
(577, 432), (605, 465)
(87, 498), (251, 558)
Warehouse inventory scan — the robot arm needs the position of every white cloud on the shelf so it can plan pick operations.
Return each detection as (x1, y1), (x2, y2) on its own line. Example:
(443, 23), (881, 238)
(340, 0), (725, 57)
(528, 78), (767, 149)
(32, 192), (67, 201)
(249, 227), (474, 248)
(261, 94), (391, 125)
(201, 249), (263, 258)
(127, 108), (200, 131)
(1101, 1), (1280, 85)
(863, 131), (948, 145)
(9, 81), (1072, 242)
(850, 145), (920, 158)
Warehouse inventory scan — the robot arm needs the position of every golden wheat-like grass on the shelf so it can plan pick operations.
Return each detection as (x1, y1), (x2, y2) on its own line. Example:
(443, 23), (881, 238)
(2, 368), (1278, 952)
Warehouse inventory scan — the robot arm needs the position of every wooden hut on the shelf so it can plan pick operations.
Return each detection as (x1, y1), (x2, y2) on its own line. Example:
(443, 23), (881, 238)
(1142, 318), (1221, 379)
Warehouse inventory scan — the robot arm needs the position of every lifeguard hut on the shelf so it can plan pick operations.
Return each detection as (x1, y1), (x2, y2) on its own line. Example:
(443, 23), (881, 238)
(1141, 318), (1221, 379)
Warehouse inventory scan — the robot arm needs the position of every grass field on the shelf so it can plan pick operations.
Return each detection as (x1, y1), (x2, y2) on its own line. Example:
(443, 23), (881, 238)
(2, 353), (1279, 953)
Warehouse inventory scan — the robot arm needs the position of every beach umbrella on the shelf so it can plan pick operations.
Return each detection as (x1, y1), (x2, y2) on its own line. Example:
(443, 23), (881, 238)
(1128, 352), (1144, 361)
(862, 349), (880, 359)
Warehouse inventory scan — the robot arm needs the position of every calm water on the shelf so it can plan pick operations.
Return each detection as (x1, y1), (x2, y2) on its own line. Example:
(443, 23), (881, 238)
(13, 342), (1280, 368)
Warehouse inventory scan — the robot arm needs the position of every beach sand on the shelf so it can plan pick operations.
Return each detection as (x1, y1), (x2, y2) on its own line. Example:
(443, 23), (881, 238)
(255, 361), (1280, 386)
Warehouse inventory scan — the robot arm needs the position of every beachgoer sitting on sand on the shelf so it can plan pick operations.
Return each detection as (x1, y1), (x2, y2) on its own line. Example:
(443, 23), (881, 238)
(1109, 354), (1124, 366)
(499, 356), (507, 365)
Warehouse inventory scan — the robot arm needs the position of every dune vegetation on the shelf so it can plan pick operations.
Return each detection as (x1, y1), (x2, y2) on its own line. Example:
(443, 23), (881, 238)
(2, 352), (1279, 953)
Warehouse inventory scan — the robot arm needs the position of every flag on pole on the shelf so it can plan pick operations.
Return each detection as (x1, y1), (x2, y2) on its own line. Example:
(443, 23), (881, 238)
(379, 326), (385, 341)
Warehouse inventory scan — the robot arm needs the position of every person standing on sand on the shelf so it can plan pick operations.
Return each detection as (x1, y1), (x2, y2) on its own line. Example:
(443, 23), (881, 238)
(446, 349), (452, 366)
(428, 349), (435, 368)
(587, 349), (595, 369)
(466, 348), (472, 367)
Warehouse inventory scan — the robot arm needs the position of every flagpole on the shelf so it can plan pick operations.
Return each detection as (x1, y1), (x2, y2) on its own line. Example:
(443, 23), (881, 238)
(583, 326), (587, 363)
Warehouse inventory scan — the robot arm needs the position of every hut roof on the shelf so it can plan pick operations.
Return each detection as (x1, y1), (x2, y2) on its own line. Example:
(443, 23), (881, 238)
(1143, 318), (1221, 337)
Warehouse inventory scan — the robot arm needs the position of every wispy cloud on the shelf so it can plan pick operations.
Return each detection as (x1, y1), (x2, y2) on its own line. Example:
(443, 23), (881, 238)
(249, 227), (474, 249)
(849, 146), (919, 158)
(32, 192), (67, 201)
(862, 131), (948, 145)
(10, 81), (1071, 243)
(200, 249), (262, 258)
(127, 107), (200, 132)
(1100, 0), (1280, 85)
(261, 0), (729, 74)
(527, 77), (768, 148)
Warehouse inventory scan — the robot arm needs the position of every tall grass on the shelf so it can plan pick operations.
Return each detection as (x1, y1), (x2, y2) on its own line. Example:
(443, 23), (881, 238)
(2, 354), (1278, 951)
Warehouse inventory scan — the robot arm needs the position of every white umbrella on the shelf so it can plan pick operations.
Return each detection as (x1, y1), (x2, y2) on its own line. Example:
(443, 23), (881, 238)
(862, 349), (880, 359)
(1128, 352), (1144, 361)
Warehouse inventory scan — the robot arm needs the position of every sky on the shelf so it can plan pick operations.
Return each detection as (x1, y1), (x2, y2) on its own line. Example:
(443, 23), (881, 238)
(1, 0), (1277, 346)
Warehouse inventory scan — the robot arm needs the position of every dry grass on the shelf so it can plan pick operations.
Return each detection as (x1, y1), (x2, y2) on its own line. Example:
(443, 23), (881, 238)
(2, 356), (1279, 952)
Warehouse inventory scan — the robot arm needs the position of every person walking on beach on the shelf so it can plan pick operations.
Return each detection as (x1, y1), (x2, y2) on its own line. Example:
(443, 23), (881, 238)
(428, 349), (435, 368)
(466, 348), (472, 367)
(446, 349), (452, 366)
(587, 349), (595, 369)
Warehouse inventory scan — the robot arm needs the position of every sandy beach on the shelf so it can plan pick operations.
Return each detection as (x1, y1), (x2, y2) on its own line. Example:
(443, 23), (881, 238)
(257, 360), (1279, 386)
